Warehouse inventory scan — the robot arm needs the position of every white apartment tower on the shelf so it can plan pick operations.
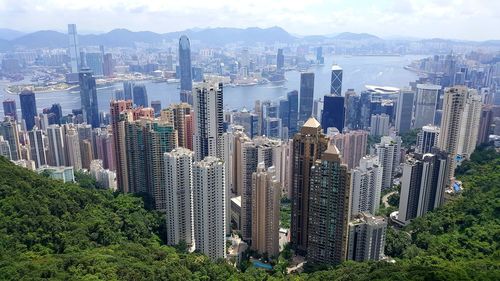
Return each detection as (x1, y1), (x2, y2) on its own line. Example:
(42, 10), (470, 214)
(164, 148), (195, 250)
(350, 155), (383, 219)
(192, 157), (226, 260)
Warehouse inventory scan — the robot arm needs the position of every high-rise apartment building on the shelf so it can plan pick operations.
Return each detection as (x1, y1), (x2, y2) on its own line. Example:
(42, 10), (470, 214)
(397, 150), (448, 225)
(164, 148), (195, 249)
(330, 64), (343, 96)
(350, 155), (383, 218)
(347, 213), (387, 261)
(79, 68), (99, 128)
(299, 73), (314, 123)
(179, 35), (193, 104)
(64, 125), (82, 170)
(370, 114), (390, 137)
(0, 136), (11, 159)
(0, 117), (21, 161)
(330, 130), (368, 169)
(193, 82), (224, 161)
(307, 144), (350, 266)
(290, 117), (328, 255)
(167, 103), (193, 149)
(375, 136), (402, 190)
(395, 89), (414, 134)
(438, 86), (481, 179)
(416, 125), (440, 154)
(110, 100), (133, 192)
(251, 163), (281, 257)
(20, 89), (37, 131)
(28, 128), (47, 168)
(46, 124), (66, 167)
(413, 84), (441, 129)
(192, 157), (226, 260)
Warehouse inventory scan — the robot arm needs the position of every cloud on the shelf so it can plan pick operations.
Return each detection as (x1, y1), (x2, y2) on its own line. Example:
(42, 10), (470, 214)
(0, 0), (498, 40)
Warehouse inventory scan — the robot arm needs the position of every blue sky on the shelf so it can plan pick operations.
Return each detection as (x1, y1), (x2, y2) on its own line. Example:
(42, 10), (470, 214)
(0, 0), (498, 40)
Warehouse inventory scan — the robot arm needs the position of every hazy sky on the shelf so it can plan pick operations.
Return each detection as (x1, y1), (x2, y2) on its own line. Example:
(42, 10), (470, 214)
(0, 0), (499, 40)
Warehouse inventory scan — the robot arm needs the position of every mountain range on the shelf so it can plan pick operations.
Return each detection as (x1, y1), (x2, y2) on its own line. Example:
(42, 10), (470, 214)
(0, 27), (387, 50)
(0, 26), (498, 51)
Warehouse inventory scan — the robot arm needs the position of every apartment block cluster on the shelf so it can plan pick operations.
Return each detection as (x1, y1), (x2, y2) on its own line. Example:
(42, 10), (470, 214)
(1, 25), (498, 267)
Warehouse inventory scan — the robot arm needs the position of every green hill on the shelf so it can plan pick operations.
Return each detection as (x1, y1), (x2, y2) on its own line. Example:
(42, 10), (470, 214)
(0, 146), (499, 280)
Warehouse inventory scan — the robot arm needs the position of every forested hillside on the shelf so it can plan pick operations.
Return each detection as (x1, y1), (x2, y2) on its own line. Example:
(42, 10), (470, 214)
(0, 147), (498, 280)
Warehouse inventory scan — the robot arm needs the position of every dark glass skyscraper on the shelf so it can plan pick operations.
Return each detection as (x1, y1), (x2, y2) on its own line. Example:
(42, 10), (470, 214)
(179, 35), (193, 104)
(330, 64), (343, 96)
(19, 89), (37, 131)
(133, 84), (148, 107)
(359, 91), (372, 130)
(123, 81), (134, 100)
(276, 48), (284, 71)
(79, 68), (99, 128)
(299, 73), (314, 123)
(321, 95), (345, 132)
(2, 99), (16, 120)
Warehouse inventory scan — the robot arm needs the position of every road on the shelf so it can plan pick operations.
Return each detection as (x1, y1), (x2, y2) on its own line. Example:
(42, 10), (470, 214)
(382, 191), (397, 208)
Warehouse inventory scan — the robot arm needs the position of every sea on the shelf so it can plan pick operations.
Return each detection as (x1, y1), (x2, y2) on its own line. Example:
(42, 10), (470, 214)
(0, 55), (425, 116)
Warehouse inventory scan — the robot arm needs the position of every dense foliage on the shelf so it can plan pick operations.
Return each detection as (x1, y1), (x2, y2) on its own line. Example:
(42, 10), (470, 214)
(0, 146), (499, 280)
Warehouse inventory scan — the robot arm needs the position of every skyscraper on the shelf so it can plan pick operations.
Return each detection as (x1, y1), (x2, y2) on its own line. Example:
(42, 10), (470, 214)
(397, 150), (448, 225)
(28, 129), (47, 168)
(350, 156), (383, 218)
(166, 103), (192, 149)
(330, 64), (343, 96)
(68, 24), (80, 73)
(192, 156), (226, 260)
(20, 89), (37, 131)
(0, 117), (21, 161)
(179, 35), (193, 104)
(299, 73), (314, 123)
(477, 105), (494, 145)
(0, 136), (11, 160)
(164, 148), (195, 249)
(347, 213), (387, 262)
(345, 89), (360, 130)
(276, 48), (284, 72)
(47, 124), (66, 167)
(307, 144), (350, 266)
(102, 53), (114, 77)
(110, 100), (133, 192)
(3, 99), (16, 120)
(290, 117), (328, 255)
(370, 114), (390, 137)
(330, 130), (368, 169)
(438, 86), (481, 180)
(251, 163), (281, 257)
(375, 136), (402, 190)
(193, 82), (224, 161)
(395, 89), (415, 134)
(321, 95), (345, 133)
(413, 84), (441, 129)
(132, 84), (148, 107)
(282, 90), (299, 137)
(85, 53), (104, 76)
(416, 125), (440, 154)
(64, 125), (82, 171)
(79, 68), (99, 128)
(123, 81), (134, 100)
(359, 91), (372, 130)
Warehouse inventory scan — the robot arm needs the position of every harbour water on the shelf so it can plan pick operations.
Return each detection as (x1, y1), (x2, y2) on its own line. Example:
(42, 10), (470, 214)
(0, 55), (424, 116)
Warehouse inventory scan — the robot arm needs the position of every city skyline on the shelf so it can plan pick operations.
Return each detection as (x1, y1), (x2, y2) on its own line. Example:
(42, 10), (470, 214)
(0, 0), (499, 41)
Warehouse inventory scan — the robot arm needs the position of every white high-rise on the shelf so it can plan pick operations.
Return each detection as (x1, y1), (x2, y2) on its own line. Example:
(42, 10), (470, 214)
(28, 128), (47, 168)
(47, 125), (66, 167)
(193, 82), (224, 161)
(192, 157), (226, 260)
(413, 84), (441, 129)
(375, 136), (401, 190)
(164, 148), (195, 249)
(438, 86), (482, 179)
(350, 155), (383, 219)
